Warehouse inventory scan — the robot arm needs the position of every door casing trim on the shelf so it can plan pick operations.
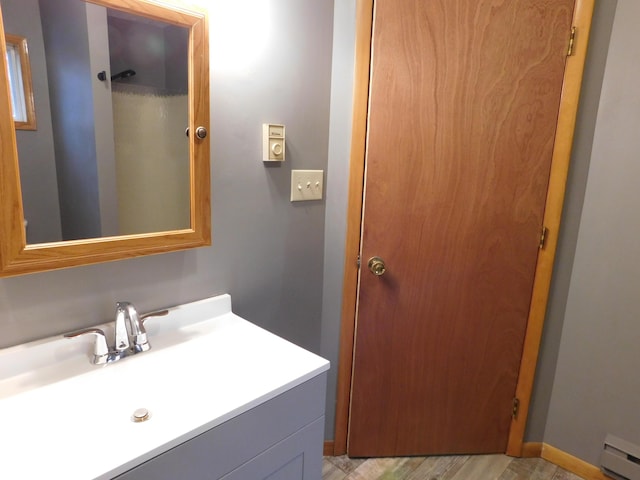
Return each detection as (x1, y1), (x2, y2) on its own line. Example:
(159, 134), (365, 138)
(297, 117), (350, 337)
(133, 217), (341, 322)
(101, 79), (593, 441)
(332, 0), (595, 457)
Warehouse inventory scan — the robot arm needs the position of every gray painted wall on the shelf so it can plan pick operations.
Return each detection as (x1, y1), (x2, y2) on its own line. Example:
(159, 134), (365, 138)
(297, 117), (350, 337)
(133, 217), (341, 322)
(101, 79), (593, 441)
(1, 0), (62, 244)
(321, 0), (356, 440)
(541, 0), (640, 464)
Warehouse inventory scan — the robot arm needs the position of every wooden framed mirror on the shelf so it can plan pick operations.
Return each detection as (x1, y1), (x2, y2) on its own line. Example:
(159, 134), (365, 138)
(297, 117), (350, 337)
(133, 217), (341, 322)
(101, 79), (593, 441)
(0, 0), (210, 277)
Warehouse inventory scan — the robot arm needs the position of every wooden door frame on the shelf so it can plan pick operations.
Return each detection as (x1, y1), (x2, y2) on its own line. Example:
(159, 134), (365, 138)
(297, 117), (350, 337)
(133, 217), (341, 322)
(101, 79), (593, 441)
(332, 0), (595, 457)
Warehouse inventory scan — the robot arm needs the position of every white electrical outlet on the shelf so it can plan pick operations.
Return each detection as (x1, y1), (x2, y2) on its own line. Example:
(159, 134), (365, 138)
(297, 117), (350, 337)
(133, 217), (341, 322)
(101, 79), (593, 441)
(291, 170), (324, 202)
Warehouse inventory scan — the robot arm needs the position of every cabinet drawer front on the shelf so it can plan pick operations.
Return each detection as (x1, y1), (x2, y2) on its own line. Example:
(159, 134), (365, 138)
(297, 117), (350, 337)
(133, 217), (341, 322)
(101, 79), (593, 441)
(116, 373), (326, 480)
(221, 417), (324, 480)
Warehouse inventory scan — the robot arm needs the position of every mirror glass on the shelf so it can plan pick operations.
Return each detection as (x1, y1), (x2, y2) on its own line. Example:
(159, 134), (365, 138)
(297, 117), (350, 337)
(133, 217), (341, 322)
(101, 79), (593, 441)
(1, 0), (190, 244)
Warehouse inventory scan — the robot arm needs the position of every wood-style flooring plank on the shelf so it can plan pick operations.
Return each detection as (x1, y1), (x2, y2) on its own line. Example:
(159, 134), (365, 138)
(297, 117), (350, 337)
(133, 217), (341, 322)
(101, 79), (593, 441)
(448, 455), (514, 479)
(323, 455), (587, 480)
(405, 455), (470, 480)
(326, 455), (366, 475)
(551, 468), (587, 480)
(323, 458), (347, 480)
(342, 456), (425, 480)
(498, 457), (559, 480)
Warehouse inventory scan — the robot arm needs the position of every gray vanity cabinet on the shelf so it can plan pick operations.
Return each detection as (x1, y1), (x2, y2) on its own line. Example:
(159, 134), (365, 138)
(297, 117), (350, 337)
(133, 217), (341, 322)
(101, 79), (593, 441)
(115, 373), (327, 480)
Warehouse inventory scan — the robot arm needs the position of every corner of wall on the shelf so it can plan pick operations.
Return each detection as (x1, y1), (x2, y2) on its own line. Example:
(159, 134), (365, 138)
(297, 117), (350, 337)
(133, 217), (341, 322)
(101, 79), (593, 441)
(320, 0), (357, 441)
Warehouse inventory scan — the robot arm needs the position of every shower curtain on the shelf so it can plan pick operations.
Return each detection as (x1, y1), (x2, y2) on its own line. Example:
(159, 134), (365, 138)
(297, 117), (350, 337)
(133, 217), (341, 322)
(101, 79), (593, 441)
(111, 88), (190, 235)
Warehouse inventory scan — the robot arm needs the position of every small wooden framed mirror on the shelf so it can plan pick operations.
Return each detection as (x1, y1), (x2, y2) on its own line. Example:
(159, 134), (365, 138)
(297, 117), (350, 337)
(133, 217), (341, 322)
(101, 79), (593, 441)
(4, 33), (36, 130)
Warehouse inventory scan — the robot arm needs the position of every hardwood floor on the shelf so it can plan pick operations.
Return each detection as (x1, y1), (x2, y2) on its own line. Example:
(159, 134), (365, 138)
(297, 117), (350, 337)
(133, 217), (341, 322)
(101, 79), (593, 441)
(322, 455), (587, 480)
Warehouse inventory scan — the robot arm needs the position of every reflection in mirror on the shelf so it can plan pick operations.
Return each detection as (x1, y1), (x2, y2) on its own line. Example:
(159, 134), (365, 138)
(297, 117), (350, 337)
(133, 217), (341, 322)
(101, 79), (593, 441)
(4, 33), (36, 129)
(1, 0), (190, 244)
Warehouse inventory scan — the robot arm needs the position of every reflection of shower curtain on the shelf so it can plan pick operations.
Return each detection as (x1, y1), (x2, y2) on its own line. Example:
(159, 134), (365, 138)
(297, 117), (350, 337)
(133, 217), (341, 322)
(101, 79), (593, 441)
(111, 91), (190, 235)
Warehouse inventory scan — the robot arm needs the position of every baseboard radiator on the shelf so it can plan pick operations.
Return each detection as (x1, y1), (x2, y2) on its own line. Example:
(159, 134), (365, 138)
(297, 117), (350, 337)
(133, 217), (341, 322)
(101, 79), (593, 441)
(601, 435), (640, 480)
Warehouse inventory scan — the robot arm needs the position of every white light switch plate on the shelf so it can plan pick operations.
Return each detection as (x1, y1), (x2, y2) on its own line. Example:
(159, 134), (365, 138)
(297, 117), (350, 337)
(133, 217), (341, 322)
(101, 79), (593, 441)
(291, 170), (324, 202)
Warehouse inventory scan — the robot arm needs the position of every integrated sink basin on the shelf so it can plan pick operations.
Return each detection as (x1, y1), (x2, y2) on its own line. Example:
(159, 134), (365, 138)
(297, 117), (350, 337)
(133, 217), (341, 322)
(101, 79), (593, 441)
(0, 294), (329, 480)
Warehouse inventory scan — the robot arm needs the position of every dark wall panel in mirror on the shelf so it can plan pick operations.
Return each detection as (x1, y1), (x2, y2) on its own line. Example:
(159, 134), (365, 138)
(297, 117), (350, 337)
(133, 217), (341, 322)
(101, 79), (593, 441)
(1, 0), (62, 244)
(39, 0), (105, 242)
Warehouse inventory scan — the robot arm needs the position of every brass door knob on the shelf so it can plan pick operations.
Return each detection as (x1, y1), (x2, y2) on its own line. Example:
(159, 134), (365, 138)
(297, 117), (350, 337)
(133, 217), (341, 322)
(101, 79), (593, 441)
(368, 256), (386, 276)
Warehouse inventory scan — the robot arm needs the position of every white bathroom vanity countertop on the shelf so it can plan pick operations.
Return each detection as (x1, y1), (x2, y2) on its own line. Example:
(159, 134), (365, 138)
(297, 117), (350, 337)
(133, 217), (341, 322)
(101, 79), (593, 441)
(0, 294), (329, 480)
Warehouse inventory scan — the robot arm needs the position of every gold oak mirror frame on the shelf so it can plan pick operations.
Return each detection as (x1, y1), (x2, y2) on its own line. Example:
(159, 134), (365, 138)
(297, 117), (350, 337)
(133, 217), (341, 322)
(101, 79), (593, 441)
(0, 0), (210, 277)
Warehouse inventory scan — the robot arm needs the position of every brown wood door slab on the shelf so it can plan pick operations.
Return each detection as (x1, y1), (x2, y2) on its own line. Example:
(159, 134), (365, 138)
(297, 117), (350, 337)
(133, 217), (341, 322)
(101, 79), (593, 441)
(348, 0), (575, 456)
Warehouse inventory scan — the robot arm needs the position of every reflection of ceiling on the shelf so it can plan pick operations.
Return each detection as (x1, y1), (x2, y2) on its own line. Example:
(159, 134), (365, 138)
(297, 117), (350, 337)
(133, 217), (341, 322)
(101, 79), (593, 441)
(106, 6), (171, 29)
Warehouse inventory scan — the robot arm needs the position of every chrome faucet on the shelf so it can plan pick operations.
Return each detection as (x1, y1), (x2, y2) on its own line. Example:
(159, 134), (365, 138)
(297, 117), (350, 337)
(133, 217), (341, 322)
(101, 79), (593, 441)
(65, 302), (168, 365)
(114, 301), (149, 353)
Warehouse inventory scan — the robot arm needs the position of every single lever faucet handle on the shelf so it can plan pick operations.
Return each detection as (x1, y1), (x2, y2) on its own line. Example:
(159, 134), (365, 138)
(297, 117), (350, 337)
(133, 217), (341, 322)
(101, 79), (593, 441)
(64, 328), (109, 364)
(114, 303), (131, 352)
(140, 309), (169, 323)
(117, 301), (150, 353)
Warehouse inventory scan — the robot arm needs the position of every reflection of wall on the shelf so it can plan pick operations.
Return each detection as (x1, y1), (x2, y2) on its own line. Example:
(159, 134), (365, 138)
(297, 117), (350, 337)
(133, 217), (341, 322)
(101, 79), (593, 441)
(163, 22), (188, 94)
(0, 0), (62, 243)
(112, 91), (189, 234)
(108, 14), (188, 95)
(39, 0), (102, 241)
(86, 3), (119, 238)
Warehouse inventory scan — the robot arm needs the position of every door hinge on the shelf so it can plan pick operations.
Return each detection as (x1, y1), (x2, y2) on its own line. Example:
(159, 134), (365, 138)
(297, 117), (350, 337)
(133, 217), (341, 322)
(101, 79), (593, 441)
(539, 226), (548, 250)
(567, 26), (577, 56)
(356, 255), (361, 268)
(512, 398), (520, 419)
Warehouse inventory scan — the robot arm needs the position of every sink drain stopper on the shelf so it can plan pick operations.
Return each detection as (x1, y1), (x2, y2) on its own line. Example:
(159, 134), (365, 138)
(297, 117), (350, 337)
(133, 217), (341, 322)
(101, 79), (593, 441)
(132, 408), (150, 423)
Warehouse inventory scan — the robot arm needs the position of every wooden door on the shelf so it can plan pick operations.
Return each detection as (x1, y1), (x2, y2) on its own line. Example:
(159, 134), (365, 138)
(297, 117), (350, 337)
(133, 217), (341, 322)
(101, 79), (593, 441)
(348, 0), (575, 456)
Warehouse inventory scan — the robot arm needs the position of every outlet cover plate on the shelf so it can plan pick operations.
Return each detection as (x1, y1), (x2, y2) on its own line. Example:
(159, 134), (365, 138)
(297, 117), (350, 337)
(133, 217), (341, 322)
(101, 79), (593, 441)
(291, 170), (323, 202)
